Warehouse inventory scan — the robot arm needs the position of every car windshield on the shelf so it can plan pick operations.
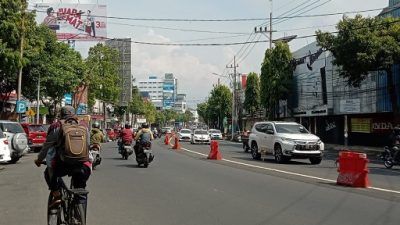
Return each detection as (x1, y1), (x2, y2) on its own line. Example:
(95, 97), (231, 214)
(275, 124), (309, 134)
(180, 130), (191, 134)
(195, 130), (208, 135)
(1, 123), (24, 134)
(210, 130), (221, 134)
(28, 125), (45, 132)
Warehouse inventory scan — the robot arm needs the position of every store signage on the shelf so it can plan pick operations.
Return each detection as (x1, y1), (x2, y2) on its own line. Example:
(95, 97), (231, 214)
(340, 99), (361, 113)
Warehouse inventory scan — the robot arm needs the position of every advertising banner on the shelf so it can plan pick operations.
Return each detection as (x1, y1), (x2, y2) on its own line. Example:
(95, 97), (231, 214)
(32, 3), (107, 41)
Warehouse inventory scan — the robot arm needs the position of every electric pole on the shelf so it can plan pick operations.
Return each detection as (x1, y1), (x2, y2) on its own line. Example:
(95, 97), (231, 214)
(226, 56), (239, 140)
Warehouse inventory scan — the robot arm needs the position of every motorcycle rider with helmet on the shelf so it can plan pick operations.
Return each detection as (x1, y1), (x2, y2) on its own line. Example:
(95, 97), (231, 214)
(90, 122), (104, 146)
(119, 123), (134, 153)
(134, 123), (154, 155)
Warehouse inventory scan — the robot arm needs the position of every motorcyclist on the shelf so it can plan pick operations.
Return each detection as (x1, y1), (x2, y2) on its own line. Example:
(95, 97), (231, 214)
(388, 126), (400, 161)
(153, 128), (158, 138)
(119, 123), (134, 153)
(90, 122), (104, 147)
(134, 123), (154, 154)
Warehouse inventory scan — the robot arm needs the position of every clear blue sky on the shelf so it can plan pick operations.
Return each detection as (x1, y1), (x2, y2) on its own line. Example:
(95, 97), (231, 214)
(30, 0), (388, 107)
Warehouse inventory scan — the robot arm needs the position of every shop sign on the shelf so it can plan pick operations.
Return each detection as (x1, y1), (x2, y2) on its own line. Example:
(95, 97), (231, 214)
(340, 99), (360, 113)
(351, 118), (371, 133)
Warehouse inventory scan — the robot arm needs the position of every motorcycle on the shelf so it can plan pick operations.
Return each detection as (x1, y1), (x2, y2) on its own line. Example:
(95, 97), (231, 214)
(135, 141), (154, 168)
(118, 138), (133, 160)
(90, 144), (102, 169)
(381, 145), (400, 169)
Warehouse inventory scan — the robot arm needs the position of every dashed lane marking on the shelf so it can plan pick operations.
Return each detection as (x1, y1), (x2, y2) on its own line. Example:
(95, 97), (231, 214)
(180, 147), (400, 195)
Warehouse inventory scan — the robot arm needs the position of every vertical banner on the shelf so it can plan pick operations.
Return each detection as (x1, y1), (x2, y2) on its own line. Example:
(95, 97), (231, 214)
(33, 3), (107, 41)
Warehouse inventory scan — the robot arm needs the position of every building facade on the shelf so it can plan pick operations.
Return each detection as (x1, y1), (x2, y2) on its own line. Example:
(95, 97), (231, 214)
(174, 94), (187, 113)
(137, 76), (164, 110)
(163, 73), (177, 110)
(379, 0), (400, 17)
(105, 38), (132, 107)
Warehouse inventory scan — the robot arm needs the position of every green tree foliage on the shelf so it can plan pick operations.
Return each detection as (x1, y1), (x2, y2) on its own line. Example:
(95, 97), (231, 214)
(197, 102), (209, 123)
(163, 109), (177, 122)
(142, 101), (156, 124)
(128, 86), (144, 115)
(155, 111), (166, 125)
(317, 15), (400, 113)
(260, 41), (293, 119)
(83, 43), (121, 108)
(0, 0), (40, 98)
(244, 72), (260, 118)
(207, 85), (232, 130)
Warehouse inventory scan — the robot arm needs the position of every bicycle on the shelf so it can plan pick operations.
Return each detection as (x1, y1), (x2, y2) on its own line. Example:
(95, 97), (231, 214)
(47, 171), (89, 225)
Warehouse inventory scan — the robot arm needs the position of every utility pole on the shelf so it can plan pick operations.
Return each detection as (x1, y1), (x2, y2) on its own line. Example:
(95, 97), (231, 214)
(226, 56), (239, 140)
(254, 1), (275, 48)
(36, 74), (40, 124)
(17, 13), (25, 122)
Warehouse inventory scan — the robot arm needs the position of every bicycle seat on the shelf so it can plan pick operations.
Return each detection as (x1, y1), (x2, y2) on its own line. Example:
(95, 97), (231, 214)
(70, 188), (89, 195)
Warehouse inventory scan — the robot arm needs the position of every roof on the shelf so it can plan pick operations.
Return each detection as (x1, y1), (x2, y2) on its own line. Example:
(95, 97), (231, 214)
(378, 3), (400, 17)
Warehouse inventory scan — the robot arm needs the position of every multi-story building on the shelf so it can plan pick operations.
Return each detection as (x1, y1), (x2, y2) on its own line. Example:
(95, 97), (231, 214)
(163, 73), (177, 110)
(174, 94), (187, 113)
(379, 0), (400, 17)
(137, 76), (164, 110)
(105, 38), (132, 107)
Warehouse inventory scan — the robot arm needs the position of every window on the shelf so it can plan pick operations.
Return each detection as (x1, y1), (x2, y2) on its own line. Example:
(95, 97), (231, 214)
(275, 124), (309, 134)
(255, 123), (267, 133)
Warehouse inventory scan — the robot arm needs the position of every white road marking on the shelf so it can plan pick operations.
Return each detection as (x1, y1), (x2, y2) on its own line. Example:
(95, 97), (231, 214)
(180, 147), (400, 195)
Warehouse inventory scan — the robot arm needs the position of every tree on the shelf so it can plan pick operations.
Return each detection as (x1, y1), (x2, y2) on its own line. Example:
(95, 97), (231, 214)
(82, 43), (121, 109)
(0, 0), (41, 108)
(142, 101), (156, 124)
(207, 85), (232, 130)
(317, 15), (400, 113)
(244, 72), (260, 123)
(260, 41), (293, 119)
(128, 86), (144, 115)
(197, 102), (209, 123)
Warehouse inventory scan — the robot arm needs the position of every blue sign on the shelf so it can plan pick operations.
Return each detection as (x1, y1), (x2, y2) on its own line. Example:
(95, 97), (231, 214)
(16, 101), (27, 113)
(64, 93), (72, 105)
(76, 103), (87, 115)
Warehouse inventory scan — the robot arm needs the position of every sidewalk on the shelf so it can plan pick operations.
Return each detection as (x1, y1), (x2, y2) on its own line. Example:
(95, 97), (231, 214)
(325, 144), (383, 157)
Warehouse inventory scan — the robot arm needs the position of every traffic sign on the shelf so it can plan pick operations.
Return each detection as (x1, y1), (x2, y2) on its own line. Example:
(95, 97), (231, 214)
(16, 101), (27, 113)
(26, 109), (35, 117)
(64, 93), (72, 105)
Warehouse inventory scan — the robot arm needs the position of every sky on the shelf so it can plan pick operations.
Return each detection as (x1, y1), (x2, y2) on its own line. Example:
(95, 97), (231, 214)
(29, 0), (388, 108)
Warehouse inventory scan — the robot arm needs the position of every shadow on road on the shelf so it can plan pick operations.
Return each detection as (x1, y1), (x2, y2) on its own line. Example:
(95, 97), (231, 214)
(115, 164), (141, 169)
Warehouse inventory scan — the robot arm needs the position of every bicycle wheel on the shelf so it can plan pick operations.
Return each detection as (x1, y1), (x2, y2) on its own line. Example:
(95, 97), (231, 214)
(71, 203), (86, 225)
(47, 193), (61, 225)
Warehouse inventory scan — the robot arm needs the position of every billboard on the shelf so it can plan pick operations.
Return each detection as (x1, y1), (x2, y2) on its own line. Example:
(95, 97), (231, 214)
(33, 3), (107, 41)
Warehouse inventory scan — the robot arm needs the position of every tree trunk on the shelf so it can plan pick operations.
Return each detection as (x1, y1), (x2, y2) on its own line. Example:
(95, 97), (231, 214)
(386, 68), (399, 115)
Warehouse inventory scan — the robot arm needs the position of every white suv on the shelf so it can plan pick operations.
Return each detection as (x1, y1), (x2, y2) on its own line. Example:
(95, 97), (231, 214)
(249, 121), (324, 164)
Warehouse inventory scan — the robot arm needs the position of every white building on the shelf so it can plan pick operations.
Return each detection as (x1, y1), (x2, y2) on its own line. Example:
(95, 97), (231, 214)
(174, 94), (187, 113)
(137, 76), (164, 109)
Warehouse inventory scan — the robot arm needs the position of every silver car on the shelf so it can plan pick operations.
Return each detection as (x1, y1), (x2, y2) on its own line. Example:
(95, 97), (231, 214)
(0, 121), (29, 163)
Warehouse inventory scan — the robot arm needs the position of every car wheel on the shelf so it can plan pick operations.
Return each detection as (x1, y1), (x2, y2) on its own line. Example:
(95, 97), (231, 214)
(274, 145), (288, 164)
(251, 143), (261, 160)
(9, 156), (20, 164)
(309, 157), (322, 165)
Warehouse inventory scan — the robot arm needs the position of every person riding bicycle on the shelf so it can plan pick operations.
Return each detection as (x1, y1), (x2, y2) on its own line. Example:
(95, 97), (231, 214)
(90, 121), (104, 147)
(34, 106), (92, 209)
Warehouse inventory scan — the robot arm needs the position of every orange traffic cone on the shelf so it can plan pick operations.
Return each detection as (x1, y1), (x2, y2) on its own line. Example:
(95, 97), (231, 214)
(172, 136), (181, 150)
(207, 140), (222, 160)
(164, 134), (170, 145)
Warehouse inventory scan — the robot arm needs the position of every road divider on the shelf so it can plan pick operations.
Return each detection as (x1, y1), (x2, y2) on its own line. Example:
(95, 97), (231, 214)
(336, 151), (370, 188)
(172, 136), (181, 150)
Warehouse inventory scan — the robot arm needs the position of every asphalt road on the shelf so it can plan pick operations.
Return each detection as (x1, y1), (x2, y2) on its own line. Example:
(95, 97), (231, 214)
(0, 139), (399, 225)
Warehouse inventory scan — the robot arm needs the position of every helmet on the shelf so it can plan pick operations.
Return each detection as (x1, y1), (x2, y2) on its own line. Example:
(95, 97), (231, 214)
(92, 121), (100, 129)
(124, 123), (131, 129)
(60, 106), (75, 119)
(142, 123), (149, 129)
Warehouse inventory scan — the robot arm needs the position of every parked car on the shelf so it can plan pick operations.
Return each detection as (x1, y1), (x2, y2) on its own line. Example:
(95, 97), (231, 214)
(191, 129), (210, 144)
(106, 128), (116, 141)
(249, 121), (324, 164)
(0, 127), (11, 163)
(209, 129), (223, 140)
(0, 120), (29, 163)
(178, 129), (192, 142)
(20, 123), (47, 152)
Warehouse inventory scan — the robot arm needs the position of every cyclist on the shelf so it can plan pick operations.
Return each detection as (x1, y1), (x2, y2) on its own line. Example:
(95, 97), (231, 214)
(34, 106), (92, 209)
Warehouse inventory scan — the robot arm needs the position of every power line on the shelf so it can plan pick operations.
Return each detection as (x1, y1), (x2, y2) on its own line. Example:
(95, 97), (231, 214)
(237, 35), (263, 65)
(108, 22), (250, 35)
(31, 6), (396, 22)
